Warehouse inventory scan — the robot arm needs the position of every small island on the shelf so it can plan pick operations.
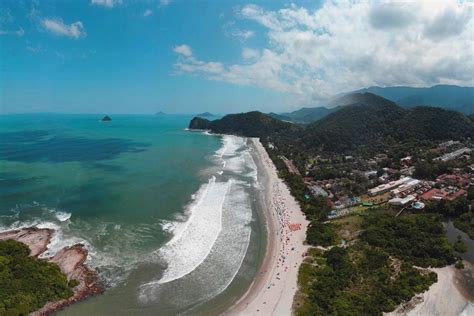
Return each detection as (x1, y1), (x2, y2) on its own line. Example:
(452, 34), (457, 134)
(101, 115), (112, 122)
(197, 112), (214, 118)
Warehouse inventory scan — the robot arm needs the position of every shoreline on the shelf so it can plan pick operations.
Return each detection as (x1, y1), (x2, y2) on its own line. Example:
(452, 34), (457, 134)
(226, 138), (309, 315)
(0, 227), (102, 315)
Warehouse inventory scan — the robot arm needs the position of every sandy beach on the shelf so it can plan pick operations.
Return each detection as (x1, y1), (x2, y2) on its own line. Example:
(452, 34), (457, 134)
(227, 138), (309, 315)
(387, 265), (472, 316)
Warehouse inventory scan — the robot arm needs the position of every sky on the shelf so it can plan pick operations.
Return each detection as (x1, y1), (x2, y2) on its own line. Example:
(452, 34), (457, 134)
(0, 0), (473, 114)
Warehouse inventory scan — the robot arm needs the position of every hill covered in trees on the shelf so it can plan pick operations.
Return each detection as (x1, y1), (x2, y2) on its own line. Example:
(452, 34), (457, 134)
(190, 93), (474, 155)
(269, 106), (337, 124)
(189, 111), (301, 138)
(300, 93), (474, 153)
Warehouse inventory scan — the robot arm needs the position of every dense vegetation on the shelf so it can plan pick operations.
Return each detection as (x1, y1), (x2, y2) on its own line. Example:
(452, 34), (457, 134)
(0, 240), (75, 315)
(295, 212), (458, 315)
(361, 214), (456, 267)
(190, 93), (474, 156)
(423, 193), (474, 238)
(306, 222), (338, 247)
(297, 244), (437, 316)
(269, 106), (336, 124)
(189, 111), (301, 139)
(454, 212), (474, 239)
(301, 96), (473, 154)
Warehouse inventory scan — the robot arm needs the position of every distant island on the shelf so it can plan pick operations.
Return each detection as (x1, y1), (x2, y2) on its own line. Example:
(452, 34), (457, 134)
(196, 112), (215, 118)
(101, 115), (112, 122)
(155, 111), (166, 116)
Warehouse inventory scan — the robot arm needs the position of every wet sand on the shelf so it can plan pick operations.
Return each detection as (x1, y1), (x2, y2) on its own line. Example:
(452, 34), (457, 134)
(227, 138), (309, 315)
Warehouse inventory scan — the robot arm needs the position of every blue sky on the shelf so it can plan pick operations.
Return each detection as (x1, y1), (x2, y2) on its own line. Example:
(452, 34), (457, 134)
(1, 0), (472, 114)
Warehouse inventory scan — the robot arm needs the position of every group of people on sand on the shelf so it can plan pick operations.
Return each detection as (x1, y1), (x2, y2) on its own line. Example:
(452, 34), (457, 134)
(263, 153), (302, 290)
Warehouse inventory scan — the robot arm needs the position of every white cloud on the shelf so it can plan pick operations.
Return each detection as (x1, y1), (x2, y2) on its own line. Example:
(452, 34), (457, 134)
(242, 48), (259, 60)
(173, 1), (474, 105)
(173, 44), (193, 57)
(223, 21), (254, 41)
(160, 0), (172, 7)
(41, 18), (85, 39)
(91, 0), (122, 8)
(231, 28), (254, 40)
(0, 27), (24, 36)
(144, 9), (153, 17)
(369, 3), (417, 29)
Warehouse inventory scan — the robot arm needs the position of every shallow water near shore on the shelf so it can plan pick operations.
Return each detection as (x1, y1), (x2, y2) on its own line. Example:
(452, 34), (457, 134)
(0, 114), (266, 315)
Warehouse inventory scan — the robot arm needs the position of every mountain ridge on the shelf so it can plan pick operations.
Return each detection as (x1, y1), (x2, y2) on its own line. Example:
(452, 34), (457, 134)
(189, 93), (474, 154)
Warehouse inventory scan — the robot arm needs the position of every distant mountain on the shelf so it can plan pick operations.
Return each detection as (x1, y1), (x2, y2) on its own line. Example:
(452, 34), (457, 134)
(196, 112), (215, 118)
(189, 111), (301, 138)
(302, 93), (474, 152)
(354, 85), (474, 114)
(269, 92), (394, 124)
(155, 111), (166, 115)
(101, 115), (112, 122)
(270, 106), (336, 124)
(189, 93), (474, 154)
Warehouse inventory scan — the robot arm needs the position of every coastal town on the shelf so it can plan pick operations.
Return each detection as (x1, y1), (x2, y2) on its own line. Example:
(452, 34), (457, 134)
(2, 0), (474, 315)
(263, 134), (474, 315)
(276, 139), (473, 220)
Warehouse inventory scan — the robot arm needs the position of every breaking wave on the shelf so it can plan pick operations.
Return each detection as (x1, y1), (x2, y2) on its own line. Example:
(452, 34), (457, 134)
(138, 135), (257, 306)
(155, 176), (231, 284)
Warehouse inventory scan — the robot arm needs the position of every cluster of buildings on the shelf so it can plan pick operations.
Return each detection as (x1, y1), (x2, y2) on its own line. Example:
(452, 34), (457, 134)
(434, 147), (471, 162)
(300, 139), (472, 219)
(374, 171), (472, 209)
(419, 172), (472, 202)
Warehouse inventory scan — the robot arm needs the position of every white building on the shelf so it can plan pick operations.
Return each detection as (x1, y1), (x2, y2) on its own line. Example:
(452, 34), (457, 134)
(368, 177), (414, 196)
(389, 195), (416, 206)
(435, 147), (471, 162)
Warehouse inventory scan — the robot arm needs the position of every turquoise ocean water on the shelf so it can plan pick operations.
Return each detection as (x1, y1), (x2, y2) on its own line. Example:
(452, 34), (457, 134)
(0, 114), (265, 315)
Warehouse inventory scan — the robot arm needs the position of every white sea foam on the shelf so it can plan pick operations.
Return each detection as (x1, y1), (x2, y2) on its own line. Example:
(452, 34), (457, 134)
(138, 134), (256, 306)
(55, 211), (72, 222)
(153, 176), (231, 284)
(138, 179), (253, 305)
(160, 220), (177, 234)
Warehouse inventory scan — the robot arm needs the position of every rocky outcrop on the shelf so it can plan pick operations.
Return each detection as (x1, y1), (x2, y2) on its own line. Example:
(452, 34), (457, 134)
(0, 228), (103, 315)
(188, 117), (210, 130)
(33, 244), (103, 315)
(0, 227), (53, 257)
